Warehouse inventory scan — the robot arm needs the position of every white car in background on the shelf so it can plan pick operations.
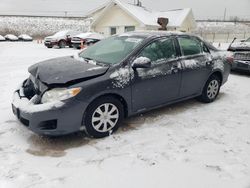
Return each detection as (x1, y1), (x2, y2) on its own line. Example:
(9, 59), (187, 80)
(0, 35), (6, 41)
(18, 34), (33, 41)
(44, 30), (81, 48)
(4, 34), (18, 41)
(71, 32), (104, 49)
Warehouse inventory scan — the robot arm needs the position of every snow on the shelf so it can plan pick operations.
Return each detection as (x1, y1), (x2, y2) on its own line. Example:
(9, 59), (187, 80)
(110, 67), (132, 88)
(182, 59), (200, 69)
(231, 42), (250, 48)
(0, 42), (250, 188)
(87, 66), (103, 71)
(74, 32), (104, 40)
(18, 34), (32, 40)
(4, 34), (18, 40)
(12, 92), (64, 113)
(0, 35), (6, 41)
(131, 56), (150, 67)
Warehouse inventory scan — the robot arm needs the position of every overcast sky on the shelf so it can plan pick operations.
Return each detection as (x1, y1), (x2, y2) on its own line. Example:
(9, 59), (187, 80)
(0, 0), (250, 20)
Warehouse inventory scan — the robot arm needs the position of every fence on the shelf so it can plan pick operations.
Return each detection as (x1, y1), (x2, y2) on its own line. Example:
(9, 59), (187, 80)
(193, 31), (250, 43)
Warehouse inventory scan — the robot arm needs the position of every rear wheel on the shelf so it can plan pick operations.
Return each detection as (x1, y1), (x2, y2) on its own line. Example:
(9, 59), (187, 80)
(198, 74), (221, 103)
(84, 96), (124, 138)
(58, 40), (66, 48)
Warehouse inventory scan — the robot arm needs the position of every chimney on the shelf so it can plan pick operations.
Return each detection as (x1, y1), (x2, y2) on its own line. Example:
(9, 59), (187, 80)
(157, 17), (169, 30)
(136, 0), (142, 7)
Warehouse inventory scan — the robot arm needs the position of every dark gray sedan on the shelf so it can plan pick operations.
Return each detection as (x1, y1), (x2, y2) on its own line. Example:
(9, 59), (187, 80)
(12, 32), (231, 138)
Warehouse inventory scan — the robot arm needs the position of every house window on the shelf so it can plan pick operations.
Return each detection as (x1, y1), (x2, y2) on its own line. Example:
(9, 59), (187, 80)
(125, 26), (135, 32)
(110, 27), (117, 35)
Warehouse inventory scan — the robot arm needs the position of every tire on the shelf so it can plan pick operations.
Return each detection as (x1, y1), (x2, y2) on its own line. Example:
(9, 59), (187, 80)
(58, 40), (66, 48)
(84, 96), (124, 138)
(198, 74), (221, 103)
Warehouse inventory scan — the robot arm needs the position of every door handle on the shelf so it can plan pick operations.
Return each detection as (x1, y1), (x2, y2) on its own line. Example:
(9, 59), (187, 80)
(171, 64), (180, 74)
(206, 60), (213, 66)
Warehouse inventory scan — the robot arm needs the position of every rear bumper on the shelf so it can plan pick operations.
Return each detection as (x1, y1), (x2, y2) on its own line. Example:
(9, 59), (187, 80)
(12, 88), (88, 136)
(231, 60), (250, 72)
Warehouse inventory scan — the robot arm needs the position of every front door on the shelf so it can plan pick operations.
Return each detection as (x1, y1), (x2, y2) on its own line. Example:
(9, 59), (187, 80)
(131, 37), (182, 112)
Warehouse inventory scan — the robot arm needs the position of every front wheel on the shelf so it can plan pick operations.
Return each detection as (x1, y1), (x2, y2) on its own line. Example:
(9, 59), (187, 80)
(84, 96), (124, 138)
(198, 74), (221, 103)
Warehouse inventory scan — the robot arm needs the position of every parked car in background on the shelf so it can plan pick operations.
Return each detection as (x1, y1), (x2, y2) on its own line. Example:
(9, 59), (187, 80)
(44, 30), (81, 48)
(71, 32), (104, 49)
(18, 34), (33, 42)
(5, 34), (18, 41)
(12, 32), (231, 138)
(228, 37), (250, 73)
(0, 35), (6, 41)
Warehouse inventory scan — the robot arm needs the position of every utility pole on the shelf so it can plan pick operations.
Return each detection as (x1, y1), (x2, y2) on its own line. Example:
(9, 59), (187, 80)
(223, 8), (227, 21)
(64, 11), (67, 17)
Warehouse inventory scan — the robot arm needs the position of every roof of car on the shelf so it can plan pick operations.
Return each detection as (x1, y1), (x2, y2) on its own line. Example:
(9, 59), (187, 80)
(119, 31), (195, 38)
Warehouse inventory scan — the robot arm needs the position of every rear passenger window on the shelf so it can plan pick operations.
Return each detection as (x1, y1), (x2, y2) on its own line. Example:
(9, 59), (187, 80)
(178, 37), (202, 56)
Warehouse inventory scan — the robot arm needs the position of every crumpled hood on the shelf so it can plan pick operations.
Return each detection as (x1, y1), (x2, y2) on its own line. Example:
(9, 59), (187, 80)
(28, 56), (109, 85)
(229, 42), (250, 51)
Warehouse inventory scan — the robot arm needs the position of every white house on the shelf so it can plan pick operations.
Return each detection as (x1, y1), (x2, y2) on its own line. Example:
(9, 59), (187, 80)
(86, 0), (196, 37)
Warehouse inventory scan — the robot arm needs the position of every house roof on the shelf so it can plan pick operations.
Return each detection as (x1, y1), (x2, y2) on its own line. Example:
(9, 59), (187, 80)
(89, 0), (194, 28)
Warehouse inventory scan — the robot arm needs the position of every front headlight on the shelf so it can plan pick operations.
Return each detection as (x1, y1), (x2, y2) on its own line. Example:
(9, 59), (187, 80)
(41, 87), (81, 104)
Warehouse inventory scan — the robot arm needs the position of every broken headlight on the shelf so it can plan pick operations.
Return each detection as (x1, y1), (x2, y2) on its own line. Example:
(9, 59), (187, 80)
(41, 87), (82, 104)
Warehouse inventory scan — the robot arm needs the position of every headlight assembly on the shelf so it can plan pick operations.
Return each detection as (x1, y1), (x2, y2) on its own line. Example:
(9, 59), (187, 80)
(41, 87), (81, 104)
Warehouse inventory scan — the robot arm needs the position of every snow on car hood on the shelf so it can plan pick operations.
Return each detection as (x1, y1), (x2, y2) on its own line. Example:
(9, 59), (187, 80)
(5, 34), (18, 40)
(0, 35), (5, 41)
(44, 35), (58, 41)
(230, 42), (250, 50)
(19, 34), (32, 40)
(75, 32), (104, 40)
(28, 56), (109, 85)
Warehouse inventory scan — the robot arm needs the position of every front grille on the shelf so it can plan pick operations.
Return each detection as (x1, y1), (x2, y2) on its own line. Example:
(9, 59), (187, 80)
(234, 52), (250, 61)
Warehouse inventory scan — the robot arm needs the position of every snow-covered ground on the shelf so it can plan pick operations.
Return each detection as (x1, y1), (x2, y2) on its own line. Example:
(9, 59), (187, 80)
(0, 42), (250, 188)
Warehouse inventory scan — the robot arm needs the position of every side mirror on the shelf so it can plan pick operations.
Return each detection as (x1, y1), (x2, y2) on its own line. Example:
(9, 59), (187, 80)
(132, 57), (151, 69)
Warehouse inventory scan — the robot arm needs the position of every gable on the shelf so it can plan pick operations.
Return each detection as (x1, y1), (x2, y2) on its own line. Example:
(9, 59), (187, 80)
(92, 4), (141, 28)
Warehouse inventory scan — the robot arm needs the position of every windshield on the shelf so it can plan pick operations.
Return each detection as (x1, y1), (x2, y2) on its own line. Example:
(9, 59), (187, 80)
(246, 38), (250, 42)
(53, 30), (69, 37)
(79, 35), (145, 64)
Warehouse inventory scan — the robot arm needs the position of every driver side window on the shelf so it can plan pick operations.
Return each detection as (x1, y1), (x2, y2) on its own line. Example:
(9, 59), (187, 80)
(139, 38), (177, 64)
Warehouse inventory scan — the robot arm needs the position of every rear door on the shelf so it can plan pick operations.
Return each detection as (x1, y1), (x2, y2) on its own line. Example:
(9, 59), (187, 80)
(177, 36), (213, 98)
(131, 37), (182, 112)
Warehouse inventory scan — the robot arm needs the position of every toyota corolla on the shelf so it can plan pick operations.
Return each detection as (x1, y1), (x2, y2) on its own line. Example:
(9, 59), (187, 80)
(12, 32), (231, 138)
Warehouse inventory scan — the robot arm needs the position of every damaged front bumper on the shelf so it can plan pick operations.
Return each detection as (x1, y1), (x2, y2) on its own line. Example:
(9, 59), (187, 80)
(12, 86), (87, 136)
